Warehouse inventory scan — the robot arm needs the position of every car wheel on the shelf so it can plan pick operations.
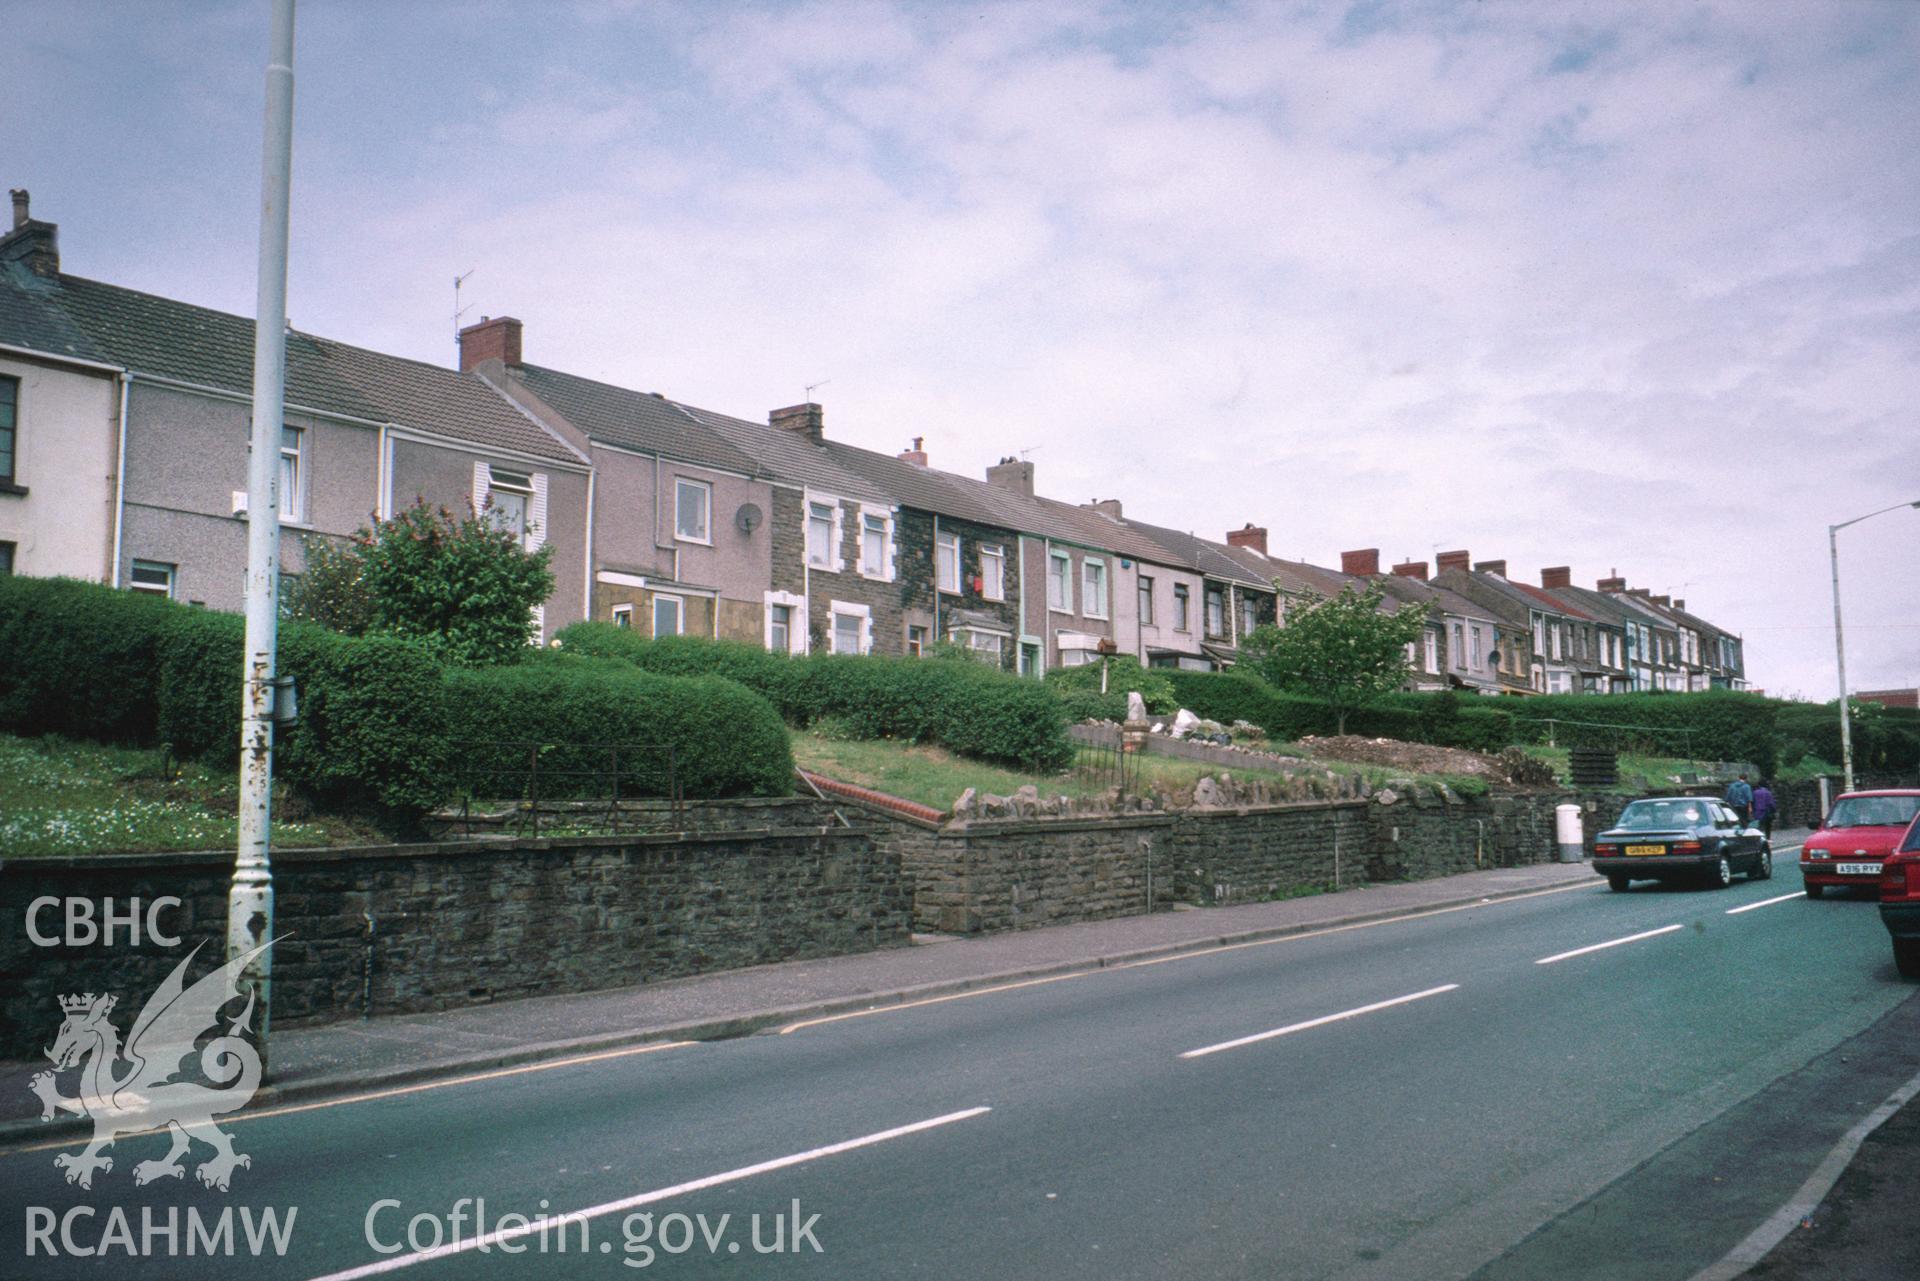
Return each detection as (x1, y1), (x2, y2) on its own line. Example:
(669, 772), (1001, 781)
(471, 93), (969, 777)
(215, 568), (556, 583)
(1805, 883), (1824, 900)
(1895, 939), (1920, 981)
(1751, 848), (1772, 881)
(1703, 857), (1732, 889)
(1607, 874), (1630, 892)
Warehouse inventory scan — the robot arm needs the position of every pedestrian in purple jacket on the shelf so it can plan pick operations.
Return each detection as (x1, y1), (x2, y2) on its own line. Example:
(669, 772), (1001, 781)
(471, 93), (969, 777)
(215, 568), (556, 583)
(1751, 782), (1777, 840)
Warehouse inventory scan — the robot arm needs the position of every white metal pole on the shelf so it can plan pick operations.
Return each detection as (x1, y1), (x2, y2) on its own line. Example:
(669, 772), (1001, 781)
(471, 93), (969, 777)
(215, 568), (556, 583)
(1829, 524), (1854, 795)
(233, 0), (296, 1073)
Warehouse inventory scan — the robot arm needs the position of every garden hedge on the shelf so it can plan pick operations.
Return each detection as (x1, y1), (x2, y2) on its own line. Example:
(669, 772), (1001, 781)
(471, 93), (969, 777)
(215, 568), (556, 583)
(442, 655), (793, 800)
(558, 624), (1073, 770)
(0, 575), (175, 744)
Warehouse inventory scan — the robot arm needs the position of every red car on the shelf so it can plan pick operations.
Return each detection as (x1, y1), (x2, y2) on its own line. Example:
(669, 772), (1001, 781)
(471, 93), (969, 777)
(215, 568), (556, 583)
(1879, 817), (1920, 978)
(1800, 789), (1920, 898)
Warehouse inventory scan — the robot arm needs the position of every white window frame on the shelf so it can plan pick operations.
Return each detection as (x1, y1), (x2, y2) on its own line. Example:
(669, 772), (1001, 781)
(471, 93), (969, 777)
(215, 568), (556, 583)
(279, 425), (306, 524)
(1138, 575), (1156, 626)
(1423, 630), (1438, 674)
(828, 600), (873, 655)
(1172, 582), (1190, 632)
(1238, 593), (1256, 639)
(1082, 558), (1108, 620)
(979, 544), (1005, 602)
(805, 494), (844, 571)
(129, 559), (175, 598)
(674, 477), (711, 545)
(1471, 626), (1484, 668)
(612, 604), (634, 629)
(1202, 582), (1224, 636)
(906, 623), (928, 657)
(652, 594), (684, 638)
(763, 589), (806, 654)
(1047, 551), (1072, 613)
(955, 627), (1007, 663)
(859, 506), (896, 582)
(936, 529), (962, 594)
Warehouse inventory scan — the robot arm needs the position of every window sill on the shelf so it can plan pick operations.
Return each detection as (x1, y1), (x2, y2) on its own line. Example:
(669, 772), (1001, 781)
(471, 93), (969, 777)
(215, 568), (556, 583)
(0, 481), (27, 497)
(675, 534), (712, 547)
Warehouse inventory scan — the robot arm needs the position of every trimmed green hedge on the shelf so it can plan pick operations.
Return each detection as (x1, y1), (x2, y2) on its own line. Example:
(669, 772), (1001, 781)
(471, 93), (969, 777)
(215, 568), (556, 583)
(443, 655), (793, 799)
(558, 625), (1073, 770)
(1506, 690), (1780, 770)
(0, 576), (175, 744)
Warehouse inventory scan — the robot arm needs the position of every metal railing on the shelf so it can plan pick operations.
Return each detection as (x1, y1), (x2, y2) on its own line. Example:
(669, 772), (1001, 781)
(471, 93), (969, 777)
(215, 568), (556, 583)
(1069, 739), (1142, 798)
(440, 741), (683, 839)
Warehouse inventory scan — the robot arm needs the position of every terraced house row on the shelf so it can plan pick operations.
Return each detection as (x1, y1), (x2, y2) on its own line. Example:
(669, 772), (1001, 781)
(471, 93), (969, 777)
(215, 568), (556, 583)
(0, 192), (1744, 694)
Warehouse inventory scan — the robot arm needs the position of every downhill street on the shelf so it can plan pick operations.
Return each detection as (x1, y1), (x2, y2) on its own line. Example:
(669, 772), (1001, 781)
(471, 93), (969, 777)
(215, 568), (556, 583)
(3, 847), (1914, 1281)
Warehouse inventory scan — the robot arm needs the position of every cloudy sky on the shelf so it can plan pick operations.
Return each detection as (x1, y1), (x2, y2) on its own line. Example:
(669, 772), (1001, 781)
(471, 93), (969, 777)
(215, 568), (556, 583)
(6, 0), (1916, 698)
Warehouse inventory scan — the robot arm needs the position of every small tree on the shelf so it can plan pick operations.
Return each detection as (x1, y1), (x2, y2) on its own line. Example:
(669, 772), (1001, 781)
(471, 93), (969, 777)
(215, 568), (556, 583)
(1240, 581), (1430, 733)
(352, 500), (555, 666)
(283, 534), (374, 636)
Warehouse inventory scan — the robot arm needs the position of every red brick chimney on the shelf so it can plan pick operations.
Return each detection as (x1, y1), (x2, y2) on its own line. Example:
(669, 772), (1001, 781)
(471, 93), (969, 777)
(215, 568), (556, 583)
(1392, 560), (1429, 581)
(1227, 524), (1268, 555)
(1597, 574), (1626, 593)
(1627, 587), (1651, 599)
(1473, 558), (1508, 577)
(897, 436), (928, 467)
(986, 457), (1034, 496)
(1341, 548), (1381, 577)
(771, 402), (824, 444)
(458, 316), (522, 371)
(1652, 594), (1671, 607)
(1541, 566), (1571, 589)
(1435, 550), (1471, 573)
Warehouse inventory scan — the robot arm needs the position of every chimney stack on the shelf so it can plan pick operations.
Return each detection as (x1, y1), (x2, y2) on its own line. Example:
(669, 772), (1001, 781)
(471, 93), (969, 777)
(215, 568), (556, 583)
(1473, 558), (1508, 577)
(1340, 548), (1380, 577)
(1652, 594), (1671, 607)
(1, 188), (59, 278)
(986, 457), (1034, 496)
(897, 436), (928, 467)
(770, 402), (825, 444)
(1597, 574), (1626, 593)
(1085, 498), (1123, 519)
(1392, 560), (1429, 581)
(1674, 599), (1686, 611)
(1541, 566), (1571, 589)
(1435, 549), (1471, 573)
(458, 315), (523, 371)
(1627, 587), (1651, 599)
(1226, 524), (1268, 555)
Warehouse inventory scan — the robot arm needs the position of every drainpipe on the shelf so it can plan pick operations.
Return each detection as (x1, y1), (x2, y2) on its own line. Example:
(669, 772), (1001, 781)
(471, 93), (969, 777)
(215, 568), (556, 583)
(109, 371), (130, 586)
(932, 513), (941, 644)
(582, 463), (596, 621)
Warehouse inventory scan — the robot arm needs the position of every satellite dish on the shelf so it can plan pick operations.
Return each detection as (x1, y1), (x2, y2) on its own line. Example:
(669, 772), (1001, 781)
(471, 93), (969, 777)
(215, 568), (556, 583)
(735, 503), (763, 534)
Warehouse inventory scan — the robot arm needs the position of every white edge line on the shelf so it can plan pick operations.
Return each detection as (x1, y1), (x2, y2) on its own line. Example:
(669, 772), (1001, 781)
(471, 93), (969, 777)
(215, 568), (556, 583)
(1181, 984), (1460, 1060)
(1536, 923), (1684, 966)
(1726, 892), (1806, 916)
(303, 1106), (991, 1281)
(1689, 1064), (1920, 1281)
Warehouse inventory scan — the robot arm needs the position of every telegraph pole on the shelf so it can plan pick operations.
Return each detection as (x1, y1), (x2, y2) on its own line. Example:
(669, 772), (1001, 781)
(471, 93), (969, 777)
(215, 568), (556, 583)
(233, 0), (296, 1074)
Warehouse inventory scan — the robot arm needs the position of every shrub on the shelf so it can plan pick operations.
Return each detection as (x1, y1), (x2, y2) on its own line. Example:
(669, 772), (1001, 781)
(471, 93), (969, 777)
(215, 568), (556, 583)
(557, 624), (1072, 770)
(1044, 656), (1178, 717)
(0, 575), (175, 744)
(442, 655), (792, 799)
(353, 500), (555, 666)
(1509, 690), (1779, 772)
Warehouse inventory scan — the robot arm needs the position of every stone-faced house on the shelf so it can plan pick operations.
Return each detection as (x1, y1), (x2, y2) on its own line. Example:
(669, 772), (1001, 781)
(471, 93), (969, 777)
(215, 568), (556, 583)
(1539, 572), (1634, 694)
(1372, 558), (1503, 694)
(0, 195), (590, 634)
(465, 319), (777, 647)
(1602, 581), (1685, 691)
(1431, 552), (1539, 695)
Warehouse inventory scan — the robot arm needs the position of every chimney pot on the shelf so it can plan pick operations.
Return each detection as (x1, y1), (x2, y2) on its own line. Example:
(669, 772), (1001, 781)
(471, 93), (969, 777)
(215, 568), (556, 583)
(457, 315), (523, 372)
(1340, 548), (1381, 577)
(897, 437), (928, 466)
(9, 189), (26, 230)
(1435, 549), (1471, 573)
(1391, 560), (1429, 581)
(1541, 566), (1571, 590)
(986, 458), (1035, 496)
(770, 402), (825, 444)
(1226, 523), (1268, 555)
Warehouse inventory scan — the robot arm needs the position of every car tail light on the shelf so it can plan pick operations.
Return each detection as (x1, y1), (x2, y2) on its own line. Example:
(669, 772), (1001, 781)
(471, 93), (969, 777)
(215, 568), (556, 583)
(1672, 841), (1702, 853)
(1594, 844), (1618, 855)
(1884, 857), (1920, 902)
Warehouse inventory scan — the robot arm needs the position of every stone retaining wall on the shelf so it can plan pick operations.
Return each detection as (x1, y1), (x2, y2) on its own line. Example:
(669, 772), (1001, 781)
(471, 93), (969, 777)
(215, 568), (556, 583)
(0, 799), (906, 1057)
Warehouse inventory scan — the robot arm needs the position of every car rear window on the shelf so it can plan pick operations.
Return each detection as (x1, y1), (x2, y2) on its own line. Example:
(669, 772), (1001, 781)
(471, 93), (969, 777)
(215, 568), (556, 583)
(1825, 796), (1920, 829)
(1616, 800), (1707, 830)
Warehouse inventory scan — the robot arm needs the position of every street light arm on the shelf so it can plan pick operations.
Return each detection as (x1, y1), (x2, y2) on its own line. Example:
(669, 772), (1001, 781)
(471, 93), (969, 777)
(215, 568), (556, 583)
(1831, 498), (1920, 534)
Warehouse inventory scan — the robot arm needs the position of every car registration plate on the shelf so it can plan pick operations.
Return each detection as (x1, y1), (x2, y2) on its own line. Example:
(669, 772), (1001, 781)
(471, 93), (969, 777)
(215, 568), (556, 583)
(1624, 844), (1665, 856)
(1835, 862), (1880, 876)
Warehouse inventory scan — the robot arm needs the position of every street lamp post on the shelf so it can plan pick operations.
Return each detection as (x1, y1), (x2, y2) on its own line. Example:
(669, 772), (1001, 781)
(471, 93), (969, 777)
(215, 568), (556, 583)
(1829, 498), (1920, 795)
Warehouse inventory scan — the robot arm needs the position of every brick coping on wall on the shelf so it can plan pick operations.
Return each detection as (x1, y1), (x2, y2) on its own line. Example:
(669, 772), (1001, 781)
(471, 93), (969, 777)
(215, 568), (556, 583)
(798, 770), (949, 826)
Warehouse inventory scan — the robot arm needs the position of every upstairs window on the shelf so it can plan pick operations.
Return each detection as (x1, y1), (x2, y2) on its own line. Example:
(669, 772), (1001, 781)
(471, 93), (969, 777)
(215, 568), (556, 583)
(1048, 552), (1071, 611)
(1172, 583), (1190, 631)
(279, 426), (304, 523)
(0, 375), (16, 486)
(1083, 560), (1108, 619)
(980, 545), (1005, 601)
(807, 501), (836, 567)
(487, 467), (531, 540)
(1138, 575), (1155, 625)
(1203, 585), (1225, 637)
(936, 530), (961, 593)
(862, 513), (891, 579)
(1237, 594), (1257, 638)
(675, 478), (710, 543)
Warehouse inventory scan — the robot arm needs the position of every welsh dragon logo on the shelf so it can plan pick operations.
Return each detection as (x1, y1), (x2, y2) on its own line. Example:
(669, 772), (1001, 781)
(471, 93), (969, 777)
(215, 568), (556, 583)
(29, 940), (274, 1191)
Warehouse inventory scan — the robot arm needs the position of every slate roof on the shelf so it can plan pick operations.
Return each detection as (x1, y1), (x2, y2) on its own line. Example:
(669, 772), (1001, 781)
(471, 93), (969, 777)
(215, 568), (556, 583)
(0, 268), (582, 464)
(1510, 581), (1597, 621)
(514, 364), (758, 475)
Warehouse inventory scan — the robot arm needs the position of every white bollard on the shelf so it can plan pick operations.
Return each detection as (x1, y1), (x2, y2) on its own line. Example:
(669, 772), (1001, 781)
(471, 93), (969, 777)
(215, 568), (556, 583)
(1555, 803), (1584, 863)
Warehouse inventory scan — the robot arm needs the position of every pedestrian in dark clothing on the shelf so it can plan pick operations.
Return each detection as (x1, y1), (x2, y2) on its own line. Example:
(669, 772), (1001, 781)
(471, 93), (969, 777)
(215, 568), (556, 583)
(1724, 774), (1753, 825)
(1751, 782), (1777, 839)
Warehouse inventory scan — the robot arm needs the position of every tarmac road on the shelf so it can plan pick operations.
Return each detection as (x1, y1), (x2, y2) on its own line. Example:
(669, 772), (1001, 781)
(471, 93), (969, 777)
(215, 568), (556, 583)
(2, 848), (1913, 1281)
